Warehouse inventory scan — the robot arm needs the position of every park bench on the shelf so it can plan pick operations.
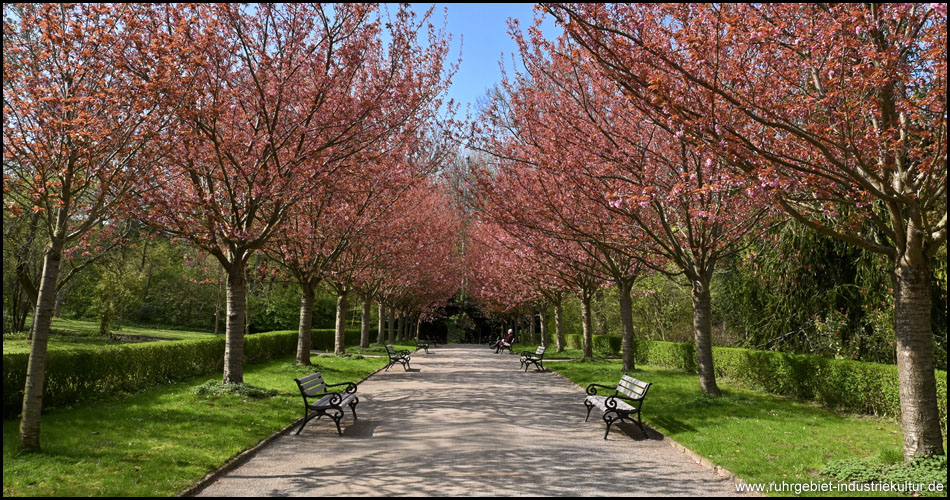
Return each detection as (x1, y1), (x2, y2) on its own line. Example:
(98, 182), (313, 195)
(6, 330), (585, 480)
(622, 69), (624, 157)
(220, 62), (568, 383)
(496, 336), (515, 354)
(293, 371), (359, 436)
(584, 374), (651, 439)
(519, 345), (547, 372)
(415, 338), (430, 354)
(385, 344), (411, 371)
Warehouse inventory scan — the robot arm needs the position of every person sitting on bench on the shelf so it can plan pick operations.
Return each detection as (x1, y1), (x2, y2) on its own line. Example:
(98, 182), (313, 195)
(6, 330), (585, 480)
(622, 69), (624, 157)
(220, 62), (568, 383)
(494, 329), (516, 354)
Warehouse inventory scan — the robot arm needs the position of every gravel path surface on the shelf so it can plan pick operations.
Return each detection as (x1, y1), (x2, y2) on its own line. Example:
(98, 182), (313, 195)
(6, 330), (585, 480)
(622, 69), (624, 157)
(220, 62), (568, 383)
(192, 344), (748, 497)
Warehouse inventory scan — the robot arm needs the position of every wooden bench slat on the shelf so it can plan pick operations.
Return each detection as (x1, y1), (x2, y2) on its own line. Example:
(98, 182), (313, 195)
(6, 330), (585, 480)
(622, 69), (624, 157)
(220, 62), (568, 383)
(299, 372), (329, 397)
(620, 374), (649, 388)
(617, 381), (647, 399)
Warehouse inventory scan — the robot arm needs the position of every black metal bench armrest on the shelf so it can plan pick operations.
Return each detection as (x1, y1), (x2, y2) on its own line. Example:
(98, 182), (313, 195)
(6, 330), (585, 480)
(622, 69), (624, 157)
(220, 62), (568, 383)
(604, 394), (632, 410)
(585, 383), (615, 396)
(325, 381), (358, 394)
(307, 391), (344, 407)
(606, 393), (643, 407)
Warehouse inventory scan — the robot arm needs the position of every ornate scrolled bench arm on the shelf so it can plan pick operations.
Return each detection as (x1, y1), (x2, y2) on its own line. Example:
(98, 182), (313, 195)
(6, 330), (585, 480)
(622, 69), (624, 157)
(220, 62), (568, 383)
(326, 381), (358, 395)
(585, 383), (614, 396)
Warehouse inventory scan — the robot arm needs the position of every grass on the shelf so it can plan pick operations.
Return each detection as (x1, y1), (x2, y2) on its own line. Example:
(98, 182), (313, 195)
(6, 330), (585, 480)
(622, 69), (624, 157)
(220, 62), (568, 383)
(550, 360), (947, 497)
(342, 343), (420, 355)
(2, 354), (386, 497)
(508, 342), (616, 359)
(3, 318), (215, 355)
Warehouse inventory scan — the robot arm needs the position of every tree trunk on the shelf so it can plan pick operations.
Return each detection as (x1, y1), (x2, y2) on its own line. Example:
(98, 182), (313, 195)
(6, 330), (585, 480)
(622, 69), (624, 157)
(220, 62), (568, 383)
(395, 312), (402, 341)
(388, 306), (395, 343)
(529, 313), (536, 345)
(18, 236), (64, 450)
(296, 282), (314, 365)
(415, 316), (422, 341)
(243, 267), (250, 337)
(691, 276), (720, 397)
(554, 300), (565, 353)
(581, 290), (593, 359)
(360, 295), (371, 348)
(377, 301), (385, 344)
(893, 247), (945, 458)
(214, 267), (223, 335)
(617, 279), (636, 372)
(223, 258), (247, 384)
(539, 308), (547, 348)
(334, 288), (348, 355)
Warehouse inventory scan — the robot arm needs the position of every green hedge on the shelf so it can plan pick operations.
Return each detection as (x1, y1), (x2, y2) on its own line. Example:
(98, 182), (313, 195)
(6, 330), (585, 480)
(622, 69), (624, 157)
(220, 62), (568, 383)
(546, 333), (622, 353)
(544, 333), (947, 427)
(2, 329), (369, 418)
(310, 329), (363, 351)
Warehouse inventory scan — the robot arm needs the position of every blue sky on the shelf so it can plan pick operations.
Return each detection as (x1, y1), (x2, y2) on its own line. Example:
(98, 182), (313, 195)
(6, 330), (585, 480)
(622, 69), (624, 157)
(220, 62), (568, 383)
(419, 3), (561, 113)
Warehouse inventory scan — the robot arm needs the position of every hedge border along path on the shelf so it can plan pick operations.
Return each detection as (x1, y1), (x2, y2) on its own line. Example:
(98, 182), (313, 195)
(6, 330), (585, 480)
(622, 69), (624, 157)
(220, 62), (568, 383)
(2, 329), (363, 418)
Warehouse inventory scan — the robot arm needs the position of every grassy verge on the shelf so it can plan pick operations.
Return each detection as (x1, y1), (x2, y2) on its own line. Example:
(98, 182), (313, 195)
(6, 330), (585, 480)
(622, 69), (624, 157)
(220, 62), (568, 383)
(341, 343), (420, 355)
(2, 354), (386, 497)
(549, 360), (947, 497)
(508, 342), (616, 359)
(3, 318), (216, 355)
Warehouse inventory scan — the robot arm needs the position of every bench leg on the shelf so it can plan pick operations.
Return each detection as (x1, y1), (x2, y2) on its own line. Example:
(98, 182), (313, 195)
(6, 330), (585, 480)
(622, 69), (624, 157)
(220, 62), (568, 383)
(603, 410), (621, 440)
(330, 408), (344, 436)
(584, 400), (594, 422)
(296, 409), (323, 435)
(349, 398), (359, 421)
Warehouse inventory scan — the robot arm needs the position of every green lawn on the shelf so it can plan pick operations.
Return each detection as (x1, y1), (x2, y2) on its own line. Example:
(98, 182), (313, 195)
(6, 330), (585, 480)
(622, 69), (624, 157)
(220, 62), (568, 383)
(508, 342), (615, 359)
(550, 360), (947, 497)
(3, 318), (215, 355)
(2, 355), (386, 496)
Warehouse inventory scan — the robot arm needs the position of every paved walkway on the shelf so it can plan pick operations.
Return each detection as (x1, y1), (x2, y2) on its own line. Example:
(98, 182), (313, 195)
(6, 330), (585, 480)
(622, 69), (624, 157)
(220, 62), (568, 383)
(194, 344), (747, 497)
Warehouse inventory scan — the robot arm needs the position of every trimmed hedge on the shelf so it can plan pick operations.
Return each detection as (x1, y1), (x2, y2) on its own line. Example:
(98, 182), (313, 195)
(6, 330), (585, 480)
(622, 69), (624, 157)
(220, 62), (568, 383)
(544, 333), (947, 428)
(2, 328), (365, 418)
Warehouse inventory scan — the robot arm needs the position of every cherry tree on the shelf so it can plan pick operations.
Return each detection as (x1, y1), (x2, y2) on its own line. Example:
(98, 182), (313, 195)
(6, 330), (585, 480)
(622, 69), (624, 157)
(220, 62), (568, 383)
(474, 17), (778, 391)
(547, 2), (946, 457)
(3, 3), (176, 450)
(138, 4), (452, 383)
(372, 182), (465, 343)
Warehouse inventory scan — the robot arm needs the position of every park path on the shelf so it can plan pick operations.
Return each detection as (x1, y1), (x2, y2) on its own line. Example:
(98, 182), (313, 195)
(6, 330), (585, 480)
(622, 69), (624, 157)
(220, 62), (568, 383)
(193, 344), (747, 497)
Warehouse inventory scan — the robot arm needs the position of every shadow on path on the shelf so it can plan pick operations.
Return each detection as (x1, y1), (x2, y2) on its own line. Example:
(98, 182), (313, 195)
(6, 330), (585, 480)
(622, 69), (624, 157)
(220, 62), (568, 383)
(194, 344), (744, 497)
